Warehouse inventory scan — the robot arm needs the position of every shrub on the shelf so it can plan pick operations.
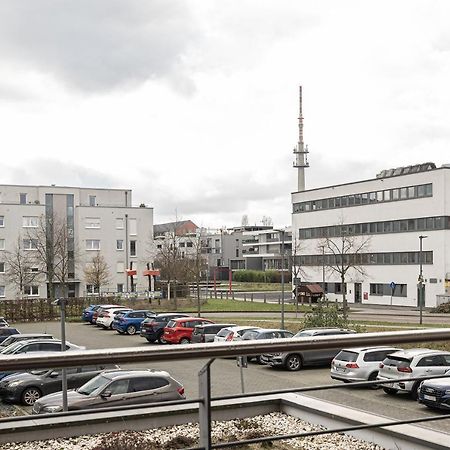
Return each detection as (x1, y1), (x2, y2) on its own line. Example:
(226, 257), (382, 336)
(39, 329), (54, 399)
(303, 299), (348, 329)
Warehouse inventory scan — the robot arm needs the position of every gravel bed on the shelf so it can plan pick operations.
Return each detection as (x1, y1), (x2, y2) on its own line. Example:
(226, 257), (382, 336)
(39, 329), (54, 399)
(0, 412), (385, 450)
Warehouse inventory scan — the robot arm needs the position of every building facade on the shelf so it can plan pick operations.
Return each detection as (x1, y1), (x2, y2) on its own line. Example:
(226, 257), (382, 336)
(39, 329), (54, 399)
(0, 184), (153, 299)
(291, 163), (450, 308)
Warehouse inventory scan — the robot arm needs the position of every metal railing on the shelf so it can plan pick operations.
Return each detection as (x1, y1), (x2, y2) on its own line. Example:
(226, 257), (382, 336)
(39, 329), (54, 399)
(2, 328), (450, 449)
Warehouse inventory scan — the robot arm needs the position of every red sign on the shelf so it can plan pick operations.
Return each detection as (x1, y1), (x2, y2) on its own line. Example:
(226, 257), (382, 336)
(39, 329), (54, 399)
(126, 269), (137, 276)
(143, 269), (160, 277)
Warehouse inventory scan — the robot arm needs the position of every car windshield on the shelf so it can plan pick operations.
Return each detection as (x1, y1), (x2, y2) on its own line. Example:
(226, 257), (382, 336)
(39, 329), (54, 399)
(77, 374), (110, 395)
(29, 369), (50, 376)
(382, 356), (411, 368)
(1, 341), (25, 354)
(336, 350), (358, 362)
(166, 320), (176, 328)
(294, 330), (316, 338)
(0, 336), (18, 347)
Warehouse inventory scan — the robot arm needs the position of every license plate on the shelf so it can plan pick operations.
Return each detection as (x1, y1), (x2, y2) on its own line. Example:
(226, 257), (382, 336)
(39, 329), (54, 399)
(424, 394), (436, 402)
(335, 367), (345, 372)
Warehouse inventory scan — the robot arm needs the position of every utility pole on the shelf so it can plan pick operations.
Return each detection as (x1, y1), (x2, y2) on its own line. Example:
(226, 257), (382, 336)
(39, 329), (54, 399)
(418, 235), (428, 325)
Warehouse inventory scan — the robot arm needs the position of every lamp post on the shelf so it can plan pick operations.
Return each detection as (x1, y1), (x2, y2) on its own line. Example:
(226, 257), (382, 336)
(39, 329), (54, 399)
(274, 229), (286, 329)
(53, 298), (68, 411)
(418, 235), (428, 325)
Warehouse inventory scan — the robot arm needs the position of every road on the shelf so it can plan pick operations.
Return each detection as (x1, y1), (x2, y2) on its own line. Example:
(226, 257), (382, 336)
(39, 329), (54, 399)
(6, 321), (450, 436)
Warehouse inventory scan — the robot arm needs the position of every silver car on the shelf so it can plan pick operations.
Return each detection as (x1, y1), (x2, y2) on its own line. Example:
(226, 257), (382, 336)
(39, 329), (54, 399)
(32, 369), (185, 414)
(377, 348), (450, 399)
(331, 346), (402, 385)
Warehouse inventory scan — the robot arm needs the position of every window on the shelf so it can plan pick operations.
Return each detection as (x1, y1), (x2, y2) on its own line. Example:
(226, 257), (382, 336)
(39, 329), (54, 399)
(130, 240), (137, 257)
(0, 239), (4, 250)
(117, 284), (124, 293)
(86, 284), (99, 294)
(89, 195), (96, 206)
(24, 285), (39, 296)
(20, 193), (27, 204)
(0, 286), (4, 297)
(116, 218), (124, 229)
(0, 216), (4, 227)
(186, 242), (193, 247)
(86, 239), (100, 250)
(23, 239), (38, 250)
(85, 217), (100, 229)
(129, 218), (137, 235)
(179, 242), (185, 248)
(116, 240), (124, 250)
(22, 216), (38, 228)
(0, 263), (4, 273)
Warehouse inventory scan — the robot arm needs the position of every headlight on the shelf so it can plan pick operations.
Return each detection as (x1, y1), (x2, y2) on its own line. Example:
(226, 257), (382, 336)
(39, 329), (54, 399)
(5, 381), (22, 388)
(43, 405), (63, 413)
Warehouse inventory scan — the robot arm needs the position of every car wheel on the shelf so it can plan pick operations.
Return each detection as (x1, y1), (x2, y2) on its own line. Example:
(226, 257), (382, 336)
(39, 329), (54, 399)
(410, 382), (420, 400)
(285, 354), (302, 371)
(127, 325), (137, 335)
(157, 333), (167, 345)
(383, 387), (398, 395)
(368, 372), (379, 389)
(21, 387), (42, 406)
(180, 337), (190, 344)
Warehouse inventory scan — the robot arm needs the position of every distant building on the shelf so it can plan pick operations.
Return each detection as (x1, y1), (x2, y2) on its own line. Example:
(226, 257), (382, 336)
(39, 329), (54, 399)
(291, 163), (450, 307)
(0, 184), (153, 298)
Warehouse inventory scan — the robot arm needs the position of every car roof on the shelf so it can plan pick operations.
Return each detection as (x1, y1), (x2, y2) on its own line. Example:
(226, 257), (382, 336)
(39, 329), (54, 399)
(123, 309), (153, 314)
(388, 348), (450, 358)
(171, 316), (208, 322)
(7, 333), (52, 338)
(225, 326), (259, 332)
(101, 368), (171, 380)
(339, 346), (402, 353)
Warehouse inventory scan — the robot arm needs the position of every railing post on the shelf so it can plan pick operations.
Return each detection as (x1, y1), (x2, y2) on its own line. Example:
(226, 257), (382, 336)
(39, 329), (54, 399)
(264, 293), (266, 303)
(199, 358), (214, 450)
(244, 293), (247, 302)
(251, 293), (254, 302)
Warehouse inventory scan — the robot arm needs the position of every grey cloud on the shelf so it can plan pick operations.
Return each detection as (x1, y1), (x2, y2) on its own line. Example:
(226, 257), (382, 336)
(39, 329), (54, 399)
(0, 0), (200, 93)
(2, 158), (122, 188)
(0, 82), (34, 101)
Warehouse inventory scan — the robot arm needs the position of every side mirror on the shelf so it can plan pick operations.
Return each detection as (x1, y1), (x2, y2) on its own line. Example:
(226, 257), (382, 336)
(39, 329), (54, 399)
(100, 390), (112, 398)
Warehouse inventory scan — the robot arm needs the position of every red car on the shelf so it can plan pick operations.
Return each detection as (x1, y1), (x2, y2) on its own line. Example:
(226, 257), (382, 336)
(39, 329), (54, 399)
(163, 317), (214, 344)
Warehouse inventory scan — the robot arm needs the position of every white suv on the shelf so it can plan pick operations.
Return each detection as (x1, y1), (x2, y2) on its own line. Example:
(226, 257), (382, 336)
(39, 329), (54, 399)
(331, 346), (402, 385)
(213, 326), (259, 343)
(96, 308), (132, 329)
(377, 348), (450, 399)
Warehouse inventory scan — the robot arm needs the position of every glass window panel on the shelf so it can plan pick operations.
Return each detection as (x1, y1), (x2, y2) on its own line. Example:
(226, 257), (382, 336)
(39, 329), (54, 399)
(377, 191), (383, 202)
(425, 184), (433, 196)
(384, 190), (392, 201)
(417, 218), (426, 230)
(341, 197), (348, 207)
(376, 222), (383, 233)
(354, 194), (361, 205)
(392, 189), (400, 200)
(328, 198), (335, 208)
(361, 193), (369, 204)
(408, 219), (416, 231)
(417, 185), (426, 197)
(434, 217), (443, 229)
(335, 198), (341, 207)
(400, 220), (408, 231)
(384, 221), (393, 233)
(408, 186), (415, 198)
(426, 218), (434, 229)
(400, 188), (408, 199)
(383, 253), (392, 264)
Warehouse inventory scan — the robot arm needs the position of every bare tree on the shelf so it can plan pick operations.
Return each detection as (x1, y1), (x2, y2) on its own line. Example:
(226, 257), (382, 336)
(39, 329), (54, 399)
(261, 216), (273, 227)
(290, 234), (307, 316)
(241, 215), (249, 226)
(4, 236), (41, 298)
(83, 252), (111, 295)
(318, 220), (371, 319)
(25, 213), (76, 299)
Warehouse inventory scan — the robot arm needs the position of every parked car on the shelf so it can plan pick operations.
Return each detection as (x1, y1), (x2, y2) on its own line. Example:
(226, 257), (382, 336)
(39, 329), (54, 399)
(377, 348), (450, 399)
(140, 313), (191, 344)
(91, 304), (125, 325)
(418, 370), (450, 409)
(192, 323), (237, 344)
(96, 308), (132, 329)
(0, 333), (53, 348)
(113, 310), (155, 335)
(0, 364), (119, 406)
(0, 317), (9, 327)
(32, 369), (185, 414)
(261, 328), (356, 371)
(331, 346), (402, 386)
(241, 328), (295, 363)
(213, 326), (260, 343)
(0, 328), (20, 344)
(0, 339), (85, 380)
(163, 317), (214, 344)
(81, 305), (98, 323)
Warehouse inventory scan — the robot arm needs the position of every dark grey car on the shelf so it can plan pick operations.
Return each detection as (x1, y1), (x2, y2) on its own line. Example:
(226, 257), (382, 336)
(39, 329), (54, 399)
(261, 328), (356, 371)
(192, 323), (236, 343)
(0, 364), (118, 406)
(32, 369), (185, 414)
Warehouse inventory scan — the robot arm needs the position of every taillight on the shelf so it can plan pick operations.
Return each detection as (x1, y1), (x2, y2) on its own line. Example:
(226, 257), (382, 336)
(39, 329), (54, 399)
(177, 386), (185, 396)
(379, 363), (384, 368)
(226, 332), (234, 341)
(397, 366), (412, 373)
(104, 314), (110, 318)
(346, 363), (359, 369)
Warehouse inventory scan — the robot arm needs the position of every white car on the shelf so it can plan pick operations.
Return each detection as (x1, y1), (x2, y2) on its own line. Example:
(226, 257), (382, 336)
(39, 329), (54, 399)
(96, 308), (132, 329)
(377, 348), (450, 399)
(213, 326), (260, 343)
(331, 346), (402, 385)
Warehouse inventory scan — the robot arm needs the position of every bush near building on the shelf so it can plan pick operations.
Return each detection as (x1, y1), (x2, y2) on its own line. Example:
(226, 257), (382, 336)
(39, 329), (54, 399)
(233, 270), (291, 283)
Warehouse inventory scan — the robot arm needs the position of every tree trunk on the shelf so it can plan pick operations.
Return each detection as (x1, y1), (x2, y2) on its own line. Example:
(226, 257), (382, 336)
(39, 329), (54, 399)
(341, 272), (348, 320)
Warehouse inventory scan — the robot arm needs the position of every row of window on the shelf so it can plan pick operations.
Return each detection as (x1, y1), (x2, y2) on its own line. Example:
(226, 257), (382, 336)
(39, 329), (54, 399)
(293, 183), (433, 214)
(308, 282), (408, 297)
(299, 216), (450, 239)
(0, 285), (38, 297)
(0, 216), (138, 232)
(294, 251), (433, 266)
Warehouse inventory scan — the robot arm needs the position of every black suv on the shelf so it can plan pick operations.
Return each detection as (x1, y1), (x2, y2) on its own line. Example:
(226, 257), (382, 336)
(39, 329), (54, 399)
(140, 313), (190, 344)
(261, 328), (356, 371)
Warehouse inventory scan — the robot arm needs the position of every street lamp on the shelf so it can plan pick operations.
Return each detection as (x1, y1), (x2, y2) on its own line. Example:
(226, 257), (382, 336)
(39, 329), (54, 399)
(52, 298), (68, 411)
(273, 229), (286, 329)
(418, 235), (428, 325)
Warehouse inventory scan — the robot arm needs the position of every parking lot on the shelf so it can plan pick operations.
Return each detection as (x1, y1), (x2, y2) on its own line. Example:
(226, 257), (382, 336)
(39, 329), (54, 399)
(2, 320), (450, 435)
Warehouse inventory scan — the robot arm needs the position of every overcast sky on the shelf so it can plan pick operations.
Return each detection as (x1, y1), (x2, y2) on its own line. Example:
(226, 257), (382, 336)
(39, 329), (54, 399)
(1, 1), (449, 229)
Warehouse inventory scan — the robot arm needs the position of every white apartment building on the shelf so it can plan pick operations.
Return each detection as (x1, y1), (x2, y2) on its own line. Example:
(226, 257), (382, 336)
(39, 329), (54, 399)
(0, 185), (153, 299)
(291, 163), (450, 308)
